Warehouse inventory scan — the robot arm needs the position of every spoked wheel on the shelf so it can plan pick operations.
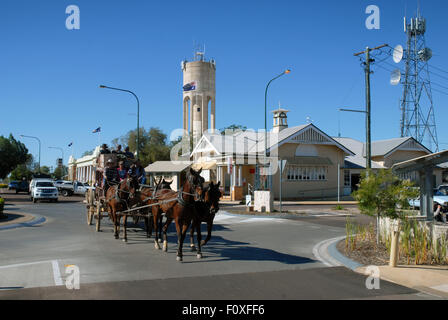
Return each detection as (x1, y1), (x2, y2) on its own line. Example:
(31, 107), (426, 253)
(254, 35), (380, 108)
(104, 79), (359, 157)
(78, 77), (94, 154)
(96, 203), (102, 232)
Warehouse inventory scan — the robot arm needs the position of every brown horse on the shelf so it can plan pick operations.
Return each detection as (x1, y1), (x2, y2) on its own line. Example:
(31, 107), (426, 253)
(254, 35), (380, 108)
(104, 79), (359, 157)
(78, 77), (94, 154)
(151, 168), (204, 261)
(105, 176), (139, 240)
(189, 181), (222, 251)
(130, 178), (173, 239)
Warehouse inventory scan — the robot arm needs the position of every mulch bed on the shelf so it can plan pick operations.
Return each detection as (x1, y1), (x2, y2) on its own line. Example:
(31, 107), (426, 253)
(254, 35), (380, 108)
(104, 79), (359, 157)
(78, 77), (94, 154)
(336, 238), (409, 266)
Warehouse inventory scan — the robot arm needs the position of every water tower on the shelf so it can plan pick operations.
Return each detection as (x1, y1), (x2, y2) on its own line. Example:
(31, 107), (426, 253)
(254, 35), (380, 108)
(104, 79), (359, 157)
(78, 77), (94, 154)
(181, 46), (216, 143)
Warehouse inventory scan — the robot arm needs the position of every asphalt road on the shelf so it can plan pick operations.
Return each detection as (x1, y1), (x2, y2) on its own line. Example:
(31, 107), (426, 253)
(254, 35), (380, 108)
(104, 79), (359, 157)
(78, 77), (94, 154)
(0, 193), (432, 300)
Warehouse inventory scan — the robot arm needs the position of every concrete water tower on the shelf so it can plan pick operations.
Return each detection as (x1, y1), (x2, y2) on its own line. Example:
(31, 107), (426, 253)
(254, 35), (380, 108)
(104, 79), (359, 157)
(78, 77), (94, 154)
(181, 47), (216, 142)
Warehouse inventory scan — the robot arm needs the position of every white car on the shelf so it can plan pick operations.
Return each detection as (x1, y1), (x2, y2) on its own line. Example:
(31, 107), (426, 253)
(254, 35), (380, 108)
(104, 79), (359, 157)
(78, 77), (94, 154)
(30, 180), (58, 203)
(409, 190), (448, 212)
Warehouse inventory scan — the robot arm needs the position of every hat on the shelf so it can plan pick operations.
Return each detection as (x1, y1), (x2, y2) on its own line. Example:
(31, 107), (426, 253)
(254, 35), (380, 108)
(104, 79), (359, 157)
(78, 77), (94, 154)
(107, 159), (114, 164)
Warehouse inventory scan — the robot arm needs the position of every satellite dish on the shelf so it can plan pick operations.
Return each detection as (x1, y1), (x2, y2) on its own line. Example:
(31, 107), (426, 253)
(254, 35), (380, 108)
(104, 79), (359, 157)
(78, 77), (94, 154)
(418, 48), (432, 62)
(390, 69), (401, 85)
(393, 45), (403, 63)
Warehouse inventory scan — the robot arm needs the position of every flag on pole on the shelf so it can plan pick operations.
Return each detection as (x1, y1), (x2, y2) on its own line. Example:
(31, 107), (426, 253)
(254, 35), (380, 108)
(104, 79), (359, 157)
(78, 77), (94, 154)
(183, 81), (196, 91)
(92, 127), (101, 133)
(68, 142), (73, 147)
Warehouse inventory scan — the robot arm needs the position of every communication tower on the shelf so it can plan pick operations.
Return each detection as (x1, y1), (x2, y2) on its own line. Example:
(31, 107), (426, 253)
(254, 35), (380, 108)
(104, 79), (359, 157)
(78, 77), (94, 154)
(400, 12), (438, 151)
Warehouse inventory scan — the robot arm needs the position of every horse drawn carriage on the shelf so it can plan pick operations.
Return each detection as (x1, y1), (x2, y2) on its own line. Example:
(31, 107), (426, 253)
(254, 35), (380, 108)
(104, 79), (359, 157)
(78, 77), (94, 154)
(85, 153), (222, 261)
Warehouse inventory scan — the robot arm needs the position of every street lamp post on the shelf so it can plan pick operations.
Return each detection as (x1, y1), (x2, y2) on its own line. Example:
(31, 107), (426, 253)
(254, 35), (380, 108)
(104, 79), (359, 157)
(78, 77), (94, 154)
(263, 69), (291, 190)
(20, 135), (41, 172)
(99, 85), (140, 160)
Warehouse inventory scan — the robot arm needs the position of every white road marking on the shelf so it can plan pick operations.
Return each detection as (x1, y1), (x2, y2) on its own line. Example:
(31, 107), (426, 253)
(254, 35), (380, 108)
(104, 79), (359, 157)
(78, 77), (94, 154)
(0, 260), (53, 269)
(312, 236), (346, 267)
(51, 260), (63, 286)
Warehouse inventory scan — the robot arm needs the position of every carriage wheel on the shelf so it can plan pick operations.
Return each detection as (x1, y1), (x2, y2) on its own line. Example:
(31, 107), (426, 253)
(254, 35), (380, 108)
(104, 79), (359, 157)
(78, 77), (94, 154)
(96, 203), (102, 232)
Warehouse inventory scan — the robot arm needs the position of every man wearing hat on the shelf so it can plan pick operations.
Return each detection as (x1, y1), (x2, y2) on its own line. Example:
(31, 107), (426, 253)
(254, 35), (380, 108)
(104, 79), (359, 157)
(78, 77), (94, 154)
(103, 158), (119, 195)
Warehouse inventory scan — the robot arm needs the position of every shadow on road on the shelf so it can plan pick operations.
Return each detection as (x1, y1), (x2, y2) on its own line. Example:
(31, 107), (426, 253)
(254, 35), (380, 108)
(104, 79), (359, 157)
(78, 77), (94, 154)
(189, 235), (316, 265)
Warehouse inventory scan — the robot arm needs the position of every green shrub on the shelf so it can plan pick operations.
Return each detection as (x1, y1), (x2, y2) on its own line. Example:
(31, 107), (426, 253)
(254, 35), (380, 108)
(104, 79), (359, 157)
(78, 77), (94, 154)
(0, 184), (7, 188)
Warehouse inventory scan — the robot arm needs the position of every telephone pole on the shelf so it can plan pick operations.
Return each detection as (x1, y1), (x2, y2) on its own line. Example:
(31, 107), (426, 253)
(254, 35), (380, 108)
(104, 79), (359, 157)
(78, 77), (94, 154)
(353, 44), (388, 171)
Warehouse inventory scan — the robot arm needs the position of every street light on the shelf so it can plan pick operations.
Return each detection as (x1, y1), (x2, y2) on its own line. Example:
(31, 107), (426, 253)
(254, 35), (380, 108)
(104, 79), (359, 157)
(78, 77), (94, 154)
(339, 107), (371, 170)
(263, 69), (291, 189)
(20, 134), (41, 172)
(49, 146), (64, 176)
(99, 85), (140, 160)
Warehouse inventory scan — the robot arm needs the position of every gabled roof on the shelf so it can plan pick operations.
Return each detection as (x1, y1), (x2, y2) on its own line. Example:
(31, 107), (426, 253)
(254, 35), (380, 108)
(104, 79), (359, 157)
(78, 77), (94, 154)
(333, 137), (385, 169)
(368, 137), (431, 158)
(191, 124), (355, 157)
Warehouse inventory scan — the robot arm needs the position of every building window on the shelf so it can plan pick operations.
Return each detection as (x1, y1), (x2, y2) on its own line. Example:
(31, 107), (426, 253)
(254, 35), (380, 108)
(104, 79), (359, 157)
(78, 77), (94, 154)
(287, 166), (328, 181)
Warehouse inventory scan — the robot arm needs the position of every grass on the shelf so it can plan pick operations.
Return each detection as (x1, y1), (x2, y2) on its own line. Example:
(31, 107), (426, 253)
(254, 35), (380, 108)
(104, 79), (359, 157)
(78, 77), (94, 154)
(333, 204), (345, 211)
(345, 216), (448, 265)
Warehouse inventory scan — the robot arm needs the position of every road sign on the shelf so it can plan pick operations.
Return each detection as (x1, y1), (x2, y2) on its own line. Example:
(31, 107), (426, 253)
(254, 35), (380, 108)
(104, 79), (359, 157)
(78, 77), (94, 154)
(246, 195), (252, 206)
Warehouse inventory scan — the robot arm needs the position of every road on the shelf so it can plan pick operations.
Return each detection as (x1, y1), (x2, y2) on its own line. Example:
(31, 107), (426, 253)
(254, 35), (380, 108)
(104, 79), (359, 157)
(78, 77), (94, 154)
(0, 192), (433, 299)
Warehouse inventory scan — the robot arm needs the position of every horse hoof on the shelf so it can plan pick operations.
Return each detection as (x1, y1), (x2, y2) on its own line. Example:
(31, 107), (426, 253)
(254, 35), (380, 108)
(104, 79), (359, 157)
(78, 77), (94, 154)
(154, 243), (160, 250)
(176, 256), (183, 262)
(123, 239), (127, 243)
(200, 240), (206, 246)
(197, 253), (202, 259)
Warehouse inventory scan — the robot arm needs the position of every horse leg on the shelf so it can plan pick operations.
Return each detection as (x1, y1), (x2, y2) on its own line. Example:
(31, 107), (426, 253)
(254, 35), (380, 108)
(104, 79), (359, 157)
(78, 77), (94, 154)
(163, 216), (173, 252)
(194, 218), (202, 259)
(201, 216), (215, 246)
(123, 214), (128, 243)
(153, 208), (161, 250)
(190, 223), (196, 252)
(177, 221), (191, 262)
(115, 214), (122, 240)
(175, 217), (183, 261)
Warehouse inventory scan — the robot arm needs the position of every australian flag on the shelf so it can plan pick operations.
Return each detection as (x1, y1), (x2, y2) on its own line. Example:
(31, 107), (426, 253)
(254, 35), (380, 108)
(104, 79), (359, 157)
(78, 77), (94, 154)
(68, 142), (73, 147)
(92, 127), (101, 133)
(183, 81), (196, 91)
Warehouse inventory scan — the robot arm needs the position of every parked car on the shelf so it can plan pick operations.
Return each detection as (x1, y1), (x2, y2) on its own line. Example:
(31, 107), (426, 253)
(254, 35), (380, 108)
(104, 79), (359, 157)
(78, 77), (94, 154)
(54, 180), (93, 196)
(408, 190), (448, 212)
(436, 184), (448, 196)
(15, 180), (30, 194)
(30, 180), (58, 203)
(8, 181), (19, 190)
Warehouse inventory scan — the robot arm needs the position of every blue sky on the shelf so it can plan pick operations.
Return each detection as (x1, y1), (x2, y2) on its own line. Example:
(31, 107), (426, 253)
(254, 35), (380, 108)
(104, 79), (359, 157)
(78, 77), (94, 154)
(1, 0), (448, 168)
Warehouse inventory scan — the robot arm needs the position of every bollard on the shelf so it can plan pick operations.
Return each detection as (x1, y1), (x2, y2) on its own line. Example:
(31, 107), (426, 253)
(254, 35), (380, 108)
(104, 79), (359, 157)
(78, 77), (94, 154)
(389, 219), (401, 267)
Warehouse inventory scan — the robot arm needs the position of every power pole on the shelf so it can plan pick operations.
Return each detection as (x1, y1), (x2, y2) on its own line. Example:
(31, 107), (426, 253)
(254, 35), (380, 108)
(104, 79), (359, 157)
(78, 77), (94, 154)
(354, 44), (388, 172)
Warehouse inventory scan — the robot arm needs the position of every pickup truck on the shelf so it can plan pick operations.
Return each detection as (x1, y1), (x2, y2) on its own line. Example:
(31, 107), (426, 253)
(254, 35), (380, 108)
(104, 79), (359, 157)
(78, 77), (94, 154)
(54, 180), (93, 197)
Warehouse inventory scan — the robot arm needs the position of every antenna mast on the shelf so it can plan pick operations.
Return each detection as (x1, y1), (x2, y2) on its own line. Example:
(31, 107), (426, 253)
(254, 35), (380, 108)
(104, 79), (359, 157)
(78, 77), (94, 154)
(400, 11), (438, 151)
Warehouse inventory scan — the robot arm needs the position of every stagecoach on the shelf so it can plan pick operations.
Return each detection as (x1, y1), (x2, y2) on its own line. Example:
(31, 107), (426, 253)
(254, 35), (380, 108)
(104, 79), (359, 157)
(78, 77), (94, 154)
(84, 153), (221, 261)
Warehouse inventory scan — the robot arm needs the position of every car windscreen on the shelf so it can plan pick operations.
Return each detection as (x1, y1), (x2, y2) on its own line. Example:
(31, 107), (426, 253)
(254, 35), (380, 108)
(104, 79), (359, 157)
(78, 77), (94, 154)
(36, 182), (54, 187)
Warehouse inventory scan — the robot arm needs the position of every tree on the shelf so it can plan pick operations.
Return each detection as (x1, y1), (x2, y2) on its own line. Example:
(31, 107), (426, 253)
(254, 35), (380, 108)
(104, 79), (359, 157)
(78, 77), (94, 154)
(0, 134), (31, 179)
(52, 166), (68, 180)
(113, 127), (171, 167)
(220, 124), (247, 135)
(352, 169), (419, 243)
(9, 164), (33, 181)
